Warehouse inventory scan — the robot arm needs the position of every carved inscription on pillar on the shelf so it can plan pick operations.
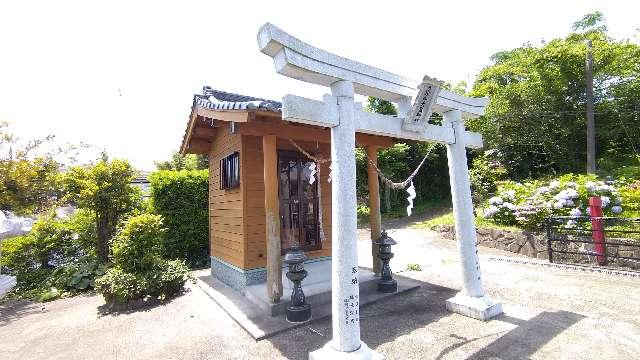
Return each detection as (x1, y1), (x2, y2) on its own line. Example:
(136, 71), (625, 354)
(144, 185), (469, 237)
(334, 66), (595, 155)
(343, 294), (360, 325)
(342, 266), (360, 326)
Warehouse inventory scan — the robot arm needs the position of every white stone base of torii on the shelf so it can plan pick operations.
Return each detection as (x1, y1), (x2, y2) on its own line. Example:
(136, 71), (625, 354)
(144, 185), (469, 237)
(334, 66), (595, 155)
(258, 23), (503, 360)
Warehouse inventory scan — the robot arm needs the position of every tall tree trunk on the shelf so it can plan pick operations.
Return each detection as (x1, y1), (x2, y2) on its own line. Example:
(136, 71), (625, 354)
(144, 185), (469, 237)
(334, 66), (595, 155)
(96, 214), (111, 263)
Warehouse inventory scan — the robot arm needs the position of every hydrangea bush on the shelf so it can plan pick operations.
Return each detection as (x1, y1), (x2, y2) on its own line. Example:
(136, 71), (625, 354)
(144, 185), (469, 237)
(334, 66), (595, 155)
(482, 174), (623, 230)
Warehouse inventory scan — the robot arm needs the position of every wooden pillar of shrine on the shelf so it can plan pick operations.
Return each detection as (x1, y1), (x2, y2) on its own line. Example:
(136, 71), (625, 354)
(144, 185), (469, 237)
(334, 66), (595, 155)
(366, 146), (382, 275)
(263, 135), (282, 303)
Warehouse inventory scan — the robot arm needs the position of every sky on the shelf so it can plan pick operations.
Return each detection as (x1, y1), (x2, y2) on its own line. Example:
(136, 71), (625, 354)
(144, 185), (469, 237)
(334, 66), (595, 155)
(1, 1), (638, 170)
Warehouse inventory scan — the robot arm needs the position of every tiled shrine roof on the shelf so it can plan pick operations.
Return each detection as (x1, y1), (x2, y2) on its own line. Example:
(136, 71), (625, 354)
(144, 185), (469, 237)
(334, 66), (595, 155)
(195, 86), (281, 112)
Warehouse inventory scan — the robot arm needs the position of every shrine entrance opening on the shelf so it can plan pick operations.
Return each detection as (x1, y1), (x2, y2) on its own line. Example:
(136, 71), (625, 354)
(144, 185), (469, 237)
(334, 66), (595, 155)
(278, 150), (321, 253)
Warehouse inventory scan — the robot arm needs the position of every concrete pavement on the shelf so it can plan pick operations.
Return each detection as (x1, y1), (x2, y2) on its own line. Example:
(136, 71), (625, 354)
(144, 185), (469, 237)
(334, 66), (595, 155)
(1, 228), (639, 359)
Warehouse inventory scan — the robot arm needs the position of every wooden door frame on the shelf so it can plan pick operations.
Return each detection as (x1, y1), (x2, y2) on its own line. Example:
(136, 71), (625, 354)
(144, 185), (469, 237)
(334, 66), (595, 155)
(277, 149), (321, 254)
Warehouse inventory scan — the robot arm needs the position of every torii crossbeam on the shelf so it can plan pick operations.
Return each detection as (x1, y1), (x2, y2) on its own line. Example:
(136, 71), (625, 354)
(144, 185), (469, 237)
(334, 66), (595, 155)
(258, 23), (503, 360)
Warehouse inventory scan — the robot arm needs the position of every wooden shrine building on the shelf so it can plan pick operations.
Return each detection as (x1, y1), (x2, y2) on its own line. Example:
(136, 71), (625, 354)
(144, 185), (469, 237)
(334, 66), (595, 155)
(180, 86), (394, 302)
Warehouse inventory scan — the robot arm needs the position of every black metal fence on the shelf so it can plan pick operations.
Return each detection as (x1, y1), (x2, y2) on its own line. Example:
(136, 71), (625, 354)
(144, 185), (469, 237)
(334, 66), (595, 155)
(546, 216), (640, 270)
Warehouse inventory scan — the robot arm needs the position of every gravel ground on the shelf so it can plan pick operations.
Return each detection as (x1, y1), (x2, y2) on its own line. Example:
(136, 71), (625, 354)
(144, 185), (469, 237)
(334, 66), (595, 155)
(2, 228), (639, 360)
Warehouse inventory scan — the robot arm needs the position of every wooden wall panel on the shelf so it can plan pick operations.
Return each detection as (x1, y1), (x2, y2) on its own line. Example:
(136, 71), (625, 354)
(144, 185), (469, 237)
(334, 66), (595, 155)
(242, 135), (266, 268)
(207, 119), (386, 271)
(209, 127), (244, 268)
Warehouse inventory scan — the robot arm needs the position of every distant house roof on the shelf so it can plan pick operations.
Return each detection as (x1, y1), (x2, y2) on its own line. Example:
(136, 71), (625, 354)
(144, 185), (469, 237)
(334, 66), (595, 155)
(195, 86), (281, 112)
(131, 170), (151, 184)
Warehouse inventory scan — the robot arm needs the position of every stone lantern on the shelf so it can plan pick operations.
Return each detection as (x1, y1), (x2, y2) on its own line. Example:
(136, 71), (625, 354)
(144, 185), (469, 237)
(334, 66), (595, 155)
(374, 230), (397, 293)
(283, 248), (311, 323)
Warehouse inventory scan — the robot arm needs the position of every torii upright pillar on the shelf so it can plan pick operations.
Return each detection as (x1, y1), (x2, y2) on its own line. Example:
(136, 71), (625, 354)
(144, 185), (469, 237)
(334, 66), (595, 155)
(314, 79), (379, 357)
(443, 110), (502, 320)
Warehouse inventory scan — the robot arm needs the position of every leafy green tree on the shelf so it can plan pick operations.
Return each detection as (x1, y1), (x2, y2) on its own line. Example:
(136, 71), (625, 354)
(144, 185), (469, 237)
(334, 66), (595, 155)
(0, 211), (98, 299)
(155, 151), (209, 171)
(0, 122), (62, 214)
(443, 80), (469, 96)
(365, 97), (397, 115)
(0, 157), (61, 214)
(358, 97), (450, 213)
(469, 151), (508, 203)
(1, 214), (77, 272)
(573, 11), (607, 33)
(470, 12), (640, 178)
(63, 159), (141, 262)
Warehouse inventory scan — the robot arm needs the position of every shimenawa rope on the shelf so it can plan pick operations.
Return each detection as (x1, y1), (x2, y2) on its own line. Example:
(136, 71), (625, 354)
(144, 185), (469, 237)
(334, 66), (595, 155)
(288, 139), (437, 234)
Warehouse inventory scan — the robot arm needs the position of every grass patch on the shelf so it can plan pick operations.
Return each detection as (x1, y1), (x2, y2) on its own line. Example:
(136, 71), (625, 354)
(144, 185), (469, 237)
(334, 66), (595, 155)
(412, 208), (523, 232)
(381, 199), (451, 220)
(357, 199), (451, 226)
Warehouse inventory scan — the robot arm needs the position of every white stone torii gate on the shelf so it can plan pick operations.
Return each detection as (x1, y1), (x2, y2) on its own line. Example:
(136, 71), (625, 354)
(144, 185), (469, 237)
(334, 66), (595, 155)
(258, 23), (503, 360)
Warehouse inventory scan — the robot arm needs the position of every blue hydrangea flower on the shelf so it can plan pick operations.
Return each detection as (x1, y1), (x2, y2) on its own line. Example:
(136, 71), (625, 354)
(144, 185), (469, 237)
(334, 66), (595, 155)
(483, 205), (499, 218)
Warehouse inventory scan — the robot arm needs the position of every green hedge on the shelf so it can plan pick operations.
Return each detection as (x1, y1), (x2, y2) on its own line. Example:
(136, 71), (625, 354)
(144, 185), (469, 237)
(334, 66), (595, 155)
(149, 170), (209, 267)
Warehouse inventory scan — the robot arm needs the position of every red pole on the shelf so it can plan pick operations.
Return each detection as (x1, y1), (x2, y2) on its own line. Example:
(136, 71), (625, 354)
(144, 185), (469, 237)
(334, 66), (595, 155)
(589, 197), (606, 265)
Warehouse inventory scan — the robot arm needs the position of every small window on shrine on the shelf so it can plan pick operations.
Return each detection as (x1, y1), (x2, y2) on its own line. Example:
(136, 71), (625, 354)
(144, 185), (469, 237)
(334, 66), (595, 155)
(219, 152), (240, 190)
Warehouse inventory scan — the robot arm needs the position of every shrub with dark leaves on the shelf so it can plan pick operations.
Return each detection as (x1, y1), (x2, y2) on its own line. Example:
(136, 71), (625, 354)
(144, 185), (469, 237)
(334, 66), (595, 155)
(94, 214), (191, 308)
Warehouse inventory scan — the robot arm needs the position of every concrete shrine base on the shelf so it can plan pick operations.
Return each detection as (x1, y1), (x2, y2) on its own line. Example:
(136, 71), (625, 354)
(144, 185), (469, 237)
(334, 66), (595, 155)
(445, 292), (503, 321)
(245, 259), (376, 316)
(309, 341), (385, 360)
(195, 268), (421, 340)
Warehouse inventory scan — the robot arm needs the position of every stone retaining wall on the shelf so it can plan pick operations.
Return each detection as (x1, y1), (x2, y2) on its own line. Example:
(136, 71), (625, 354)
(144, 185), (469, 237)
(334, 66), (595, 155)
(433, 225), (549, 260)
(432, 225), (640, 270)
